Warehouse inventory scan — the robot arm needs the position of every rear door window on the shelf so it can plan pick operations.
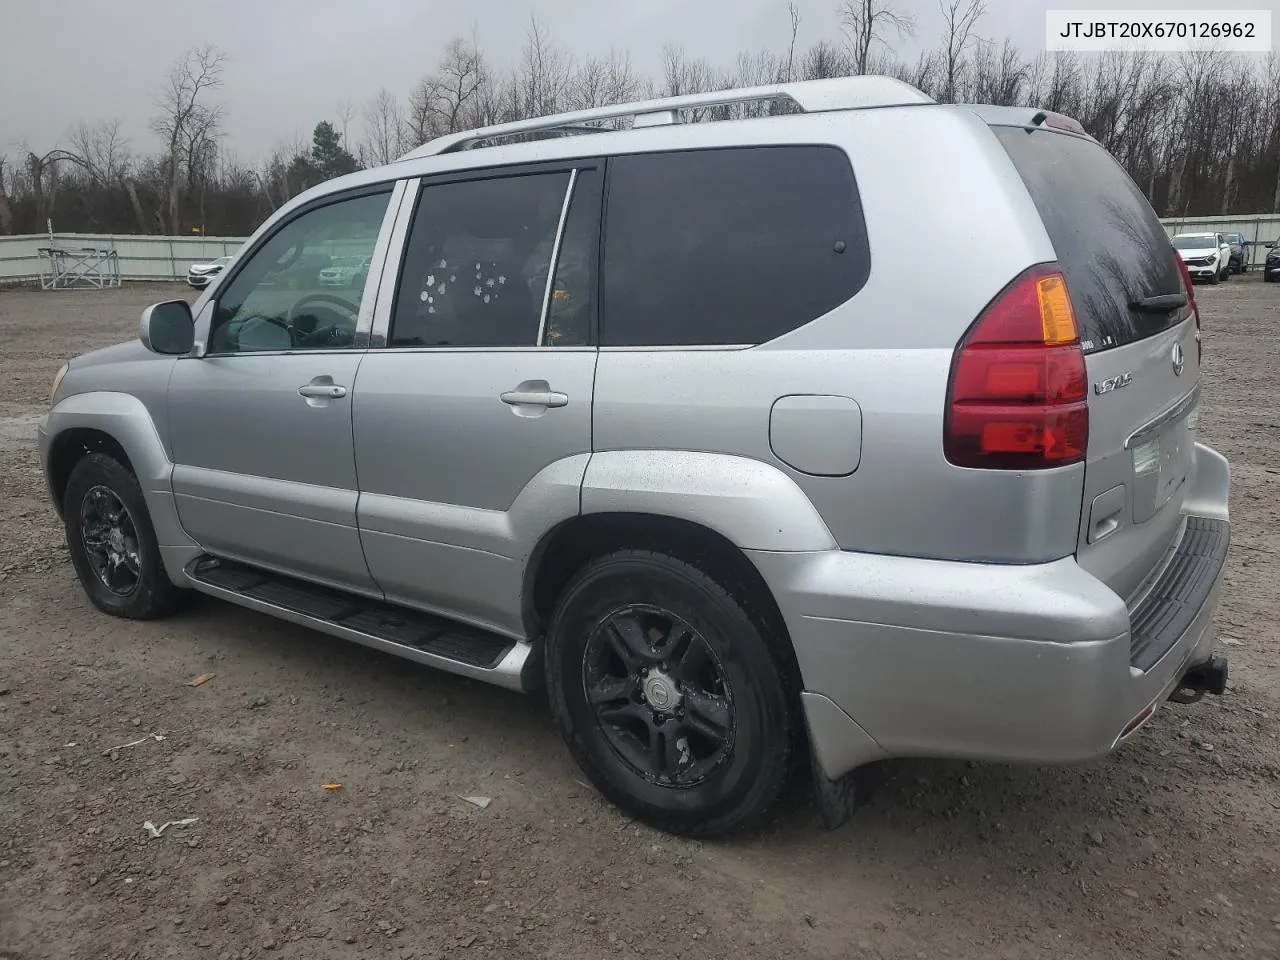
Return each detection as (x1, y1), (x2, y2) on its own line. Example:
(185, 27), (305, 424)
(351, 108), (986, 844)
(601, 146), (870, 347)
(995, 127), (1184, 354)
(390, 171), (572, 348)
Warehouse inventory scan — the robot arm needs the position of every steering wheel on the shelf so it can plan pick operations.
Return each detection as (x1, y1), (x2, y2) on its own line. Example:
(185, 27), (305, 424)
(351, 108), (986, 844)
(288, 292), (360, 325)
(287, 293), (361, 348)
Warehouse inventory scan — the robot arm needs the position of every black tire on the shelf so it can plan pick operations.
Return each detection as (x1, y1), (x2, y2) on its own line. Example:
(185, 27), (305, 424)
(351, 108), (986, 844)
(64, 453), (190, 620)
(1208, 268), (1220, 285)
(545, 549), (795, 836)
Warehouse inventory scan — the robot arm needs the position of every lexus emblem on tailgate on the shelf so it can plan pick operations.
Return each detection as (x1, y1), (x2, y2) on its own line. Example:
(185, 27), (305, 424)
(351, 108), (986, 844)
(1171, 342), (1185, 376)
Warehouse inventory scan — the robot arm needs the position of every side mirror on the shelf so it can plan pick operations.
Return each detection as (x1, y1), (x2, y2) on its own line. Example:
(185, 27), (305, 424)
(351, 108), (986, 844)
(139, 300), (195, 355)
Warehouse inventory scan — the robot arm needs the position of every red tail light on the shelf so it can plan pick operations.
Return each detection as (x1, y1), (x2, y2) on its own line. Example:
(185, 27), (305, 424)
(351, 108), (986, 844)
(1174, 254), (1202, 365)
(944, 264), (1089, 470)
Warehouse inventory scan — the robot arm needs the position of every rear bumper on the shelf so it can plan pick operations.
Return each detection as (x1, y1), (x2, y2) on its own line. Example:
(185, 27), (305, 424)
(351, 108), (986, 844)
(752, 441), (1231, 781)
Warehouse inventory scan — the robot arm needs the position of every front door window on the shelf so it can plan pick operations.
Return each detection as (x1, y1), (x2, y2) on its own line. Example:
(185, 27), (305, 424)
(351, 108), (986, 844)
(209, 191), (391, 354)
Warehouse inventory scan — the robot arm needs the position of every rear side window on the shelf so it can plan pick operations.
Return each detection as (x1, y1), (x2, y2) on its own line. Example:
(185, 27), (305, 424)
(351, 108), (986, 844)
(995, 127), (1183, 354)
(391, 172), (571, 347)
(602, 146), (869, 347)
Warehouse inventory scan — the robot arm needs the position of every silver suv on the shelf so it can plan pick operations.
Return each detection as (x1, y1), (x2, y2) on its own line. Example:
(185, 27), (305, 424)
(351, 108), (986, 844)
(39, 78), (1231, 835)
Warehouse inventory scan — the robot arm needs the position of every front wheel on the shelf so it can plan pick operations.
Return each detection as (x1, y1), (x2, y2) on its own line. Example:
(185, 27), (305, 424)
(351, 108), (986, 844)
(1209, 268), (1221, 285)
(545, 550), (795, 836)
(64, 453), (190, 619)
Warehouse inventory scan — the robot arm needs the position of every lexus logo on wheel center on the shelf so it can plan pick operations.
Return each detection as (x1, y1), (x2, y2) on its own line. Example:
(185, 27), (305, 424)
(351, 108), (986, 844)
(1171, 342), (1185, 377)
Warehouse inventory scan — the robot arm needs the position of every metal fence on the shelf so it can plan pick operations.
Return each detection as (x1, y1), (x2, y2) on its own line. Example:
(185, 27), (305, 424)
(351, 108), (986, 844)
(1, 214), (1278, 285)
(0, 233), (248, 284)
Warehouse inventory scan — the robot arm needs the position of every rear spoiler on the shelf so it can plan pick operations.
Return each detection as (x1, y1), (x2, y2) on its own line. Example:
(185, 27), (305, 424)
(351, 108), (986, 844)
(958, 104), (1096, 140)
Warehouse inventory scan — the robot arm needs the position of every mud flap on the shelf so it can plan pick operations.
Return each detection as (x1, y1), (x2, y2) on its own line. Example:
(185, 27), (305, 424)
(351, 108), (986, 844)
(810, 748), (874, 831)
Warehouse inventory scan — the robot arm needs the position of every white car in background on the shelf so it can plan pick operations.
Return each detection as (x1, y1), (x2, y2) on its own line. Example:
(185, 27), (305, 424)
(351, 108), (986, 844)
(185, 255), (234, 289)
(318, 255), (372, 289)
(1171, 233), (1231, 284)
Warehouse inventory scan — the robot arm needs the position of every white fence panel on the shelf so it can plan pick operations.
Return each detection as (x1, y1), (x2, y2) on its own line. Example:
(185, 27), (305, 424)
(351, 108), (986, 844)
(0, 233), (248, 283)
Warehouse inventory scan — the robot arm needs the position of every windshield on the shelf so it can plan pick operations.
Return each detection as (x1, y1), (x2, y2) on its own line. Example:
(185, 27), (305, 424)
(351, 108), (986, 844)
(1171, 236), (1214, 250)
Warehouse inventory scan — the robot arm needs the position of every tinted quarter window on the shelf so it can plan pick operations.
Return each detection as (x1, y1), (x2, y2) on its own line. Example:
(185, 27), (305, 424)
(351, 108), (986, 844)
(602, 146), (869, 347)
(995, 128), (1183, 354)
(391, 171), (572, 347)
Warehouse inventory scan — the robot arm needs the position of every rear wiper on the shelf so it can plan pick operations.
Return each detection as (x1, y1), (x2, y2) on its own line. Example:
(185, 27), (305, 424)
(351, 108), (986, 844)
(1130, 293), (1187, 313)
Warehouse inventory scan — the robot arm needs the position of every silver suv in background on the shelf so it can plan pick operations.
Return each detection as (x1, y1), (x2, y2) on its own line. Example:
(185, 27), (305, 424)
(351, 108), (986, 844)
(39, 78), (1230, 835)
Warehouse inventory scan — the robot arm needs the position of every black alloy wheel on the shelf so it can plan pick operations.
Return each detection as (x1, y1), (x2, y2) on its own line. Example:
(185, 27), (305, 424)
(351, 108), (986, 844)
(582, 603), (735, 787)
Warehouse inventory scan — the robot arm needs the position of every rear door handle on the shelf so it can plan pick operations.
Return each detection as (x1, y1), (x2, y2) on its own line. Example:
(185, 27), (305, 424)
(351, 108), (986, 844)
(501, 384), (568, 408)
(298, 383), (347, 399)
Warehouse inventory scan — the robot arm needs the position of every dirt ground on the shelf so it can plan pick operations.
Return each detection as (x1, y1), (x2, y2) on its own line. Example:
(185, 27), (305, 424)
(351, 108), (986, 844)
(1, 278), (1278, 960)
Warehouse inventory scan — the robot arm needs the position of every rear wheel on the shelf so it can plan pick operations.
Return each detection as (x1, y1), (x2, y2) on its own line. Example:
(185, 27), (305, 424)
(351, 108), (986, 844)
(64, 453), (190, 619)
(545, 550), (794, 836)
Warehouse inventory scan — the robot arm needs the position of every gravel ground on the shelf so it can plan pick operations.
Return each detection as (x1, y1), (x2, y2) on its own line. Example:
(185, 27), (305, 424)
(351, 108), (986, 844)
(1, 279), (1278, 960)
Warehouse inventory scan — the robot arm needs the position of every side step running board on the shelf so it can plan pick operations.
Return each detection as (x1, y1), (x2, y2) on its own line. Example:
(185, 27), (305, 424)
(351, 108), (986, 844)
(185, 556), (536, 692)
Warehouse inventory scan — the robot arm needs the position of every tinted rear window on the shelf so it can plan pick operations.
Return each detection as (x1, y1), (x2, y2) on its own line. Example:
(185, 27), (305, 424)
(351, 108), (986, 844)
(602, 146), (869, 347)
(996, 127), (1183, 354)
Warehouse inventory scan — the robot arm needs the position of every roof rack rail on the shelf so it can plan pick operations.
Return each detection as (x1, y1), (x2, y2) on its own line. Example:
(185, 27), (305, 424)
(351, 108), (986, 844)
(397, 76), (932, 160)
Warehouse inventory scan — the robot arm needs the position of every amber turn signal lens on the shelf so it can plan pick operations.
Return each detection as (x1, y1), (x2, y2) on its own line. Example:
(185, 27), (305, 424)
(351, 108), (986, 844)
(1035, 273), (1078, 346)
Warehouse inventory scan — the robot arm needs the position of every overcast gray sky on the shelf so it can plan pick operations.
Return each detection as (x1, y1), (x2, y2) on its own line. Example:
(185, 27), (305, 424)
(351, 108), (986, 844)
(2, 0), (1274, 161)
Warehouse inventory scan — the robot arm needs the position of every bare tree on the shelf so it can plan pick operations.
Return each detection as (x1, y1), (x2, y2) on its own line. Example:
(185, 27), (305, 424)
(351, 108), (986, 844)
(64, 119), (153, 232)
(0, 156), (14, 234)
(8, 29), (1280, 235)
(360, 88), (410, 165)
(968, 39), (1028, 106)
(517, 15), (574, 119)
(151, 44), (226, 234)
(839, 0), (914, 75)
(409, 34), (487, 144)
(568, 49), (644, 117)
(784, 2), (801, 83)
(67, 119), (130, 183)
(938, 0), (986, 102)
(886, 49), (938, 93)
(801, 40), (853, 80)
(336, 99), (357, 145)
(1267, 54), (1280, 213)
(255, 135), (309, 212)
(21, 146), (85, 230)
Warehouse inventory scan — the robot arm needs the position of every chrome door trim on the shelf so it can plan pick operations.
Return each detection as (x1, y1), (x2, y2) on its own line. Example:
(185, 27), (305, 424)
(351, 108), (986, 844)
(369, 177), (421, 348)
(354, 179), (409, 348)
(536, 168), (578, 347)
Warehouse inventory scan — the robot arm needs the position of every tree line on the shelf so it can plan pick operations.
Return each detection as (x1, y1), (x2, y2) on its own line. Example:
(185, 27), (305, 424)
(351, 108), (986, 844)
(3, 0), (1279, 238)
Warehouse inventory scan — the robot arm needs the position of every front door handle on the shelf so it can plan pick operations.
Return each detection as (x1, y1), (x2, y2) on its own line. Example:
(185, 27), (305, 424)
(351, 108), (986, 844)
(501, 382), (568, 408)
(298, 383), (348, 399)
